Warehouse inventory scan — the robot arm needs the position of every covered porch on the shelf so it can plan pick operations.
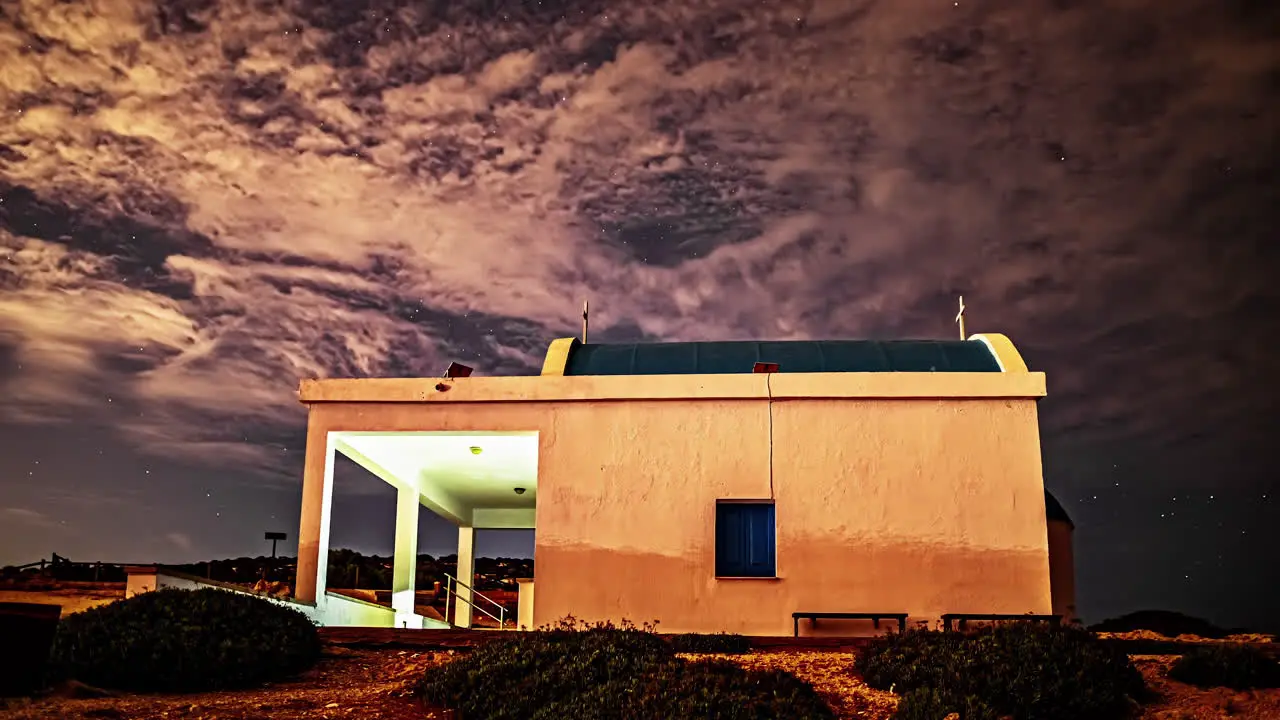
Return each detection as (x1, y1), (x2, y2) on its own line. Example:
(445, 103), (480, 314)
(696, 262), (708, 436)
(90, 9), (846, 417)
(297, 430), (538, 629)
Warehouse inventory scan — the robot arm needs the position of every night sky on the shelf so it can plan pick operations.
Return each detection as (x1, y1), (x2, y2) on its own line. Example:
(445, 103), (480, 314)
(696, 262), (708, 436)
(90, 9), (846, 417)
(1, 0), (1277, 631)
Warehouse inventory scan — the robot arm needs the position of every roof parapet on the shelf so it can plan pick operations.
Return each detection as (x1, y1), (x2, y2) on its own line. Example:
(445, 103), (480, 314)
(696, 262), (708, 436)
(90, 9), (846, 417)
(541, 337), (579, 376)
(969, 333), (1030, 373)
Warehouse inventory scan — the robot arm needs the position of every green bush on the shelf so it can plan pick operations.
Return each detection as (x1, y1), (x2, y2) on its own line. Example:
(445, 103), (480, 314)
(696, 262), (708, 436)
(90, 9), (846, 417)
(855, 627), (972, 692)
(566, 659), (836, 720)
(50, 588), (321, 692)
(854, 624), (1145, 720)
(893, 688), (1002, 720)
(420, 618), (833, 719)
(666, 632), (752, 654)
(1167, 644), (1280, 690)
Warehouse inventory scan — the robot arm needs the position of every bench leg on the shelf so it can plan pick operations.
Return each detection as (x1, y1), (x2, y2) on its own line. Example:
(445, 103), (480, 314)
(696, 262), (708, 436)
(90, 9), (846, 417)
(872, 617), (880, 629)
(794, 616), (798, 637)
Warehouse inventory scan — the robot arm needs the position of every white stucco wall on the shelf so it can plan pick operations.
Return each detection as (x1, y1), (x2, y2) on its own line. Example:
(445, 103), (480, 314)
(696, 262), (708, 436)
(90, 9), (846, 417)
(124, 573), (157, 598)
(517, 579), (535, 630)
(319, 591), (396, 627)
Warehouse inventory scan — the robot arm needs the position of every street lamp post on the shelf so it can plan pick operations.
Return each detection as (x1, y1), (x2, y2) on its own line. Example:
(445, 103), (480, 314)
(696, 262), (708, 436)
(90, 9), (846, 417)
(264, 532), (287, 581)
(265, 532), (287, 558)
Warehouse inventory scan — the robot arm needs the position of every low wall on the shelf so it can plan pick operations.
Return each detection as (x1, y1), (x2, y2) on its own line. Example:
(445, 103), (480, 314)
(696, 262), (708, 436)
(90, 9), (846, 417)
(125, 567), (320, 621)
(123, 568), (448, 628)
(321, 591), (396, 627)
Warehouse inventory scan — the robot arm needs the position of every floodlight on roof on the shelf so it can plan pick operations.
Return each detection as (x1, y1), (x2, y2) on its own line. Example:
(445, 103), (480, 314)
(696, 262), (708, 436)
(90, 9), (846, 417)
(444, 362), (473, 378)
(752, 362), (780, 374)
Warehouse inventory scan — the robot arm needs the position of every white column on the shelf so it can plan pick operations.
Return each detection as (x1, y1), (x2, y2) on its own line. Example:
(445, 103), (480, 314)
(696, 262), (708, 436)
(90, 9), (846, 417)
(392, 486), (422, 629)
(296, 431), (336, 607)
(454, 526), (476, 628)
(517, 578), (535, 631)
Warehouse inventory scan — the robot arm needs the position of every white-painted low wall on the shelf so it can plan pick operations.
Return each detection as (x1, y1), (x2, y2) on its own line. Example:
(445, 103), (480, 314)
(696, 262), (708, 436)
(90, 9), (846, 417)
(124, 566), (416, 628)
(125, 566), (322, 622)
(126, 567), (217, 598)
(320, 591), (396, 627)
(125, 572), (158, 599)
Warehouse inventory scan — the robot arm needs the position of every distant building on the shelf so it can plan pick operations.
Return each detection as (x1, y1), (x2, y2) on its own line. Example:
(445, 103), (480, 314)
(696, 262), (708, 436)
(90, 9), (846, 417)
(291, 334), (1075, 635)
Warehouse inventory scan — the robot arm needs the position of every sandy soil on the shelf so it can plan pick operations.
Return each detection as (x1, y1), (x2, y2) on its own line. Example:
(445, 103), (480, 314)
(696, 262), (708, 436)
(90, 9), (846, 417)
(4, 647), (1278, 720)
(3, 587), (1275, 718)
(685, 651), (899, 717)
(0, 646), (451, 720)
(0, 585), (124, 617)
(1130, 655), (1280, 720)
(1099, 630), (1277, 644)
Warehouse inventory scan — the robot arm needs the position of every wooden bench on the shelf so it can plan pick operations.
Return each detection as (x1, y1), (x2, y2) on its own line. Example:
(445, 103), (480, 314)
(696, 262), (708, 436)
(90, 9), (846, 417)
(941, 613), (1061, 632)
(792, 612), (909, 637)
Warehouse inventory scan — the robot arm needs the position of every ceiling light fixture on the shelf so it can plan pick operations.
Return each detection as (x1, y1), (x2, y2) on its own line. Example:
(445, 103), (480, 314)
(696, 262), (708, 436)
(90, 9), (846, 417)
(514, 487), (526, 495)
(469, 446), (483, 455)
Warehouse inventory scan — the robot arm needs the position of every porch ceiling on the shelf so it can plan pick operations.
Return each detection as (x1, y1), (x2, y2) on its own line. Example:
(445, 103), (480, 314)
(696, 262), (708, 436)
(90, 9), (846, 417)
(334, 431), (537, 528)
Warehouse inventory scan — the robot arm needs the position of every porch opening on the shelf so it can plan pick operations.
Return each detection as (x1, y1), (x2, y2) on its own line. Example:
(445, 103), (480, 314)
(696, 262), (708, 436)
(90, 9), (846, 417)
(324, 431), (538, 629)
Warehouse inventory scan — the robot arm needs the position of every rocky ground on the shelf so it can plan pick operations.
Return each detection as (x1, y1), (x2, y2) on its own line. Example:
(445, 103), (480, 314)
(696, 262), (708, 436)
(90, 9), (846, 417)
(1130, 655), (1280, 720)
(3, 585), (1276, 719)
(4, 647), (1279, 720)
(1098, 630), (1277, 644)
(0, 646), (442, 720)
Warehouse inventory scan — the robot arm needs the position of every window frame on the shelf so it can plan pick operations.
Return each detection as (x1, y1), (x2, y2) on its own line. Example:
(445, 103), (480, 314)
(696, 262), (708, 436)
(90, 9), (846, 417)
(713, 499), (778, 579)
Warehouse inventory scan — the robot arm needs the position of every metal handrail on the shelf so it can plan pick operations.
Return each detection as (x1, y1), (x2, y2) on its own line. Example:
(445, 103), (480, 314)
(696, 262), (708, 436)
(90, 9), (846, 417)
(443, 573), (508, 629)
(444, 573), (505, 613)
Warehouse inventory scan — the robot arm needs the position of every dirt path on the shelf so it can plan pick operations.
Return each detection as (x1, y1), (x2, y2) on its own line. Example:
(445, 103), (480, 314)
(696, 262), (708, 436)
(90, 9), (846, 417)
(0, 647), (456, 720)
(3, 646), (1278, 719)
(684, 651), (898, 718)
(1131, 655), (1280, 720)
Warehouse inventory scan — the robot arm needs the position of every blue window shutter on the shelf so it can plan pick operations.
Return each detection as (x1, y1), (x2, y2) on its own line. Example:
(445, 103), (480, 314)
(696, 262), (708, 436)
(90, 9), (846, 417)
(716, 503), (775, 577)
(746, 504), (776, 576)
(714, 504), (741, 576)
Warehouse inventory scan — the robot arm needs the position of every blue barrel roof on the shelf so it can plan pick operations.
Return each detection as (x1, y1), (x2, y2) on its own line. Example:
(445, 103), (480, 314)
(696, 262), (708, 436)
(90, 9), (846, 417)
(562, 340), (1001, 376)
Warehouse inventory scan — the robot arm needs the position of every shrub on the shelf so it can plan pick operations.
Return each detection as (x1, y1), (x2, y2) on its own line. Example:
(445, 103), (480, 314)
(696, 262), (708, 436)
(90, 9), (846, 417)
(421, 618), (672, 720)
(893, 688), (1003, 720)
(666, 632), (752, 654)
(567, 659), (836, 720)
(420, 618), (833, 719)
(50, 588), (321, 692)
(1167, 644), (1280, 690)
(854, 623), (1145, 720)
(855, 627), (972, 692)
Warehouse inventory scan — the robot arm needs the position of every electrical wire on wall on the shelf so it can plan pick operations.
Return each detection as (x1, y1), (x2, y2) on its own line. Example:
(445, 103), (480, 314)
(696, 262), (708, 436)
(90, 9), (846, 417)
(766, 372), (775, 499)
